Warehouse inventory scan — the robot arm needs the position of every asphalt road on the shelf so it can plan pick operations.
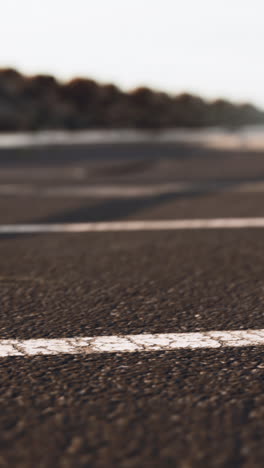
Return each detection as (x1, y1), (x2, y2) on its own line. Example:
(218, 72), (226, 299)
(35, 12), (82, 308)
(0, 141), (264, 467)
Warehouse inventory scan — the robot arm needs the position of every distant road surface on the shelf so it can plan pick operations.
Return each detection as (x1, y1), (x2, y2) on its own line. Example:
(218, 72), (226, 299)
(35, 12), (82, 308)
(0, 131), (264, 467)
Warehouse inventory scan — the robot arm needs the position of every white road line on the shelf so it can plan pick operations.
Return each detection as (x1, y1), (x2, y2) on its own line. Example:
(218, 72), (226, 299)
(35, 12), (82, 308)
(1, 127), (264, 150)
(0, 182), (190, 198)
(1, 182), (264, 198)
(2, 218), (264, 234)
(1, 330), (264, 357)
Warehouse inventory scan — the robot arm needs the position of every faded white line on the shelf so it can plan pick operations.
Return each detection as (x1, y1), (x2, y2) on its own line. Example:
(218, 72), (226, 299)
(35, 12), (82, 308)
(0, 182), (190, 198)
(1, 181), (264, 198)
(2, 218), (264, 234)
(1, 330), (264, 356)
(1, 127), (264, 150)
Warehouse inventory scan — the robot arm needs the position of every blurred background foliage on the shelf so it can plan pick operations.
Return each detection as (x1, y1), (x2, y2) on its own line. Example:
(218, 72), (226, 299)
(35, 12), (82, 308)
(0, 68), (263, 132)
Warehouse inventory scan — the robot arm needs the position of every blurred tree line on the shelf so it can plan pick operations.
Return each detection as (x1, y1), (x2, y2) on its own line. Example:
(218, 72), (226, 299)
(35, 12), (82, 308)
(0, 68), (263, 131)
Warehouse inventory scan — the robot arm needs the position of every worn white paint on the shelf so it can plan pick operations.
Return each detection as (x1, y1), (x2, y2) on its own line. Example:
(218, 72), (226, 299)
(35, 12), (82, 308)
(2, 181), (264, 199)
(0, 330), (264, 357)
(0, 183), (207, 198)
(2, 181), (264, 198)
(0, 182), (190, 198)
(1, 127), (264, 150)
(2, 218), (264, 234)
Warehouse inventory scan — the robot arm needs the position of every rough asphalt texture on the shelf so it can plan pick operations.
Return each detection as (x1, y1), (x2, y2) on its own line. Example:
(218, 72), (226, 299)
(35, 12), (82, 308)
(0, 142), (264, 467)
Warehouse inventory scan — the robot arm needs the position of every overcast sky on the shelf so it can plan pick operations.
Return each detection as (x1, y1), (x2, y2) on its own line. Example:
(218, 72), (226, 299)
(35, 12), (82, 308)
(1, 0), (264, 106)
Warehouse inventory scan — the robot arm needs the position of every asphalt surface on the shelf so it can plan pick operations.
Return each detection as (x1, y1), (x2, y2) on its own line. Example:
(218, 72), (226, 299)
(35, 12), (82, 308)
(0, 141), (264, 467)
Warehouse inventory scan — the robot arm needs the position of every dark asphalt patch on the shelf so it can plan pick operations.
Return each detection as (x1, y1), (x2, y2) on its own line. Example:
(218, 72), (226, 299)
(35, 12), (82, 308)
(127, 192), (264, 220)
(2, 191), (264, 224)
(0, 197), (98, 224)
(0, 349), (263, 467)
(0, 230), (263, 339)
(2, 143), (264, 185)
